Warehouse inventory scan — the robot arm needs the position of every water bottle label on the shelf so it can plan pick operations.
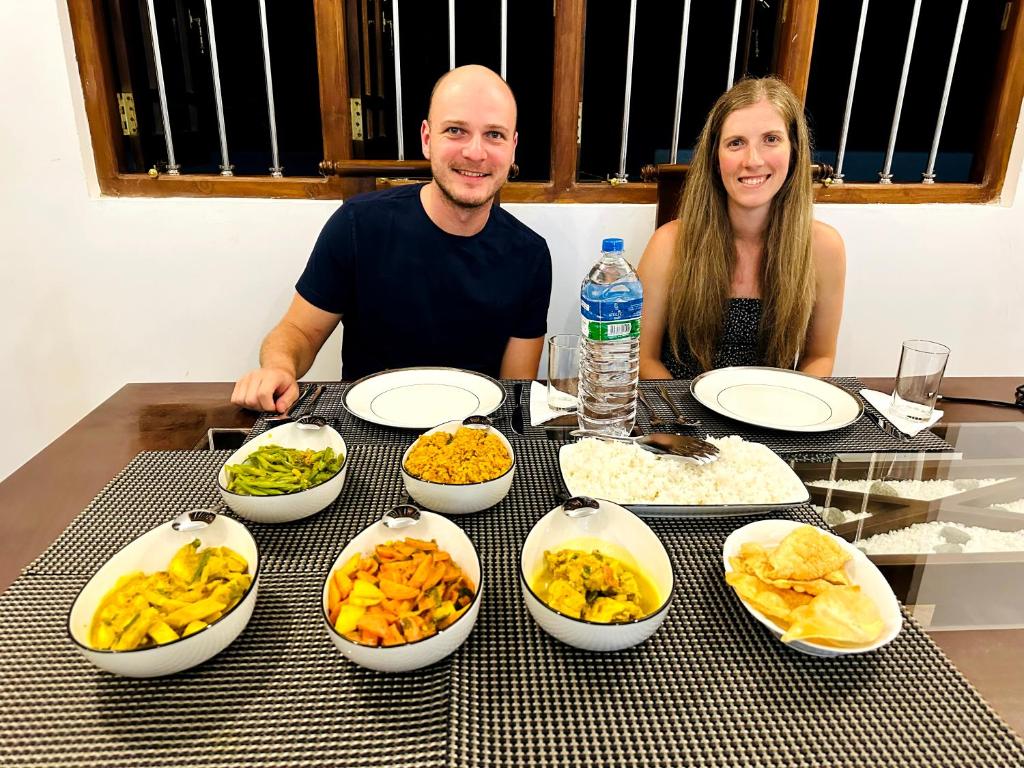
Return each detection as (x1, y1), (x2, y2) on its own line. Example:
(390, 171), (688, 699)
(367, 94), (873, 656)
(581, 316), (641, 342)
(581, 295), (642, 342)
(580, 296), (642, 322)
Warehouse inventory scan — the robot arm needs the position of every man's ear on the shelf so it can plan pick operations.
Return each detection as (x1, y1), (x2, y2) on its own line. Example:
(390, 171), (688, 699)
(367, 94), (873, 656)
(420, 119), (431, 159)
(511, 130), (518, 163)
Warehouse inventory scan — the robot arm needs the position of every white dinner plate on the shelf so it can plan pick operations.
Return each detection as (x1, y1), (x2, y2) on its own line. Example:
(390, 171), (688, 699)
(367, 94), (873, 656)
(690, 366), (864, 432)
(343, 367), (506, 429)
(722, 519), (902, 657)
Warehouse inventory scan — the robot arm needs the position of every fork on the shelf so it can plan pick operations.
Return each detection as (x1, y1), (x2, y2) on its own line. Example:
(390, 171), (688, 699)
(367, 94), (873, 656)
(636, 388), (673, 429)
(656, 385), (702, 428)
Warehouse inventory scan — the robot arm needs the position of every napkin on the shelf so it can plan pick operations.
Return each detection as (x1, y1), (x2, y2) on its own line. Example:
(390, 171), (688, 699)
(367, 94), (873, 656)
(859, 389), (943, 437)
(529, 381), (577, 426)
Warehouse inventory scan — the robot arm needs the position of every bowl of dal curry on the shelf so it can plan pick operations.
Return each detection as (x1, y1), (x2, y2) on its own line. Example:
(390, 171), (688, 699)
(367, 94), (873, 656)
(68, 513), (260, 677)
(401, 420), (515, 516)
(519, 497), (674, 652)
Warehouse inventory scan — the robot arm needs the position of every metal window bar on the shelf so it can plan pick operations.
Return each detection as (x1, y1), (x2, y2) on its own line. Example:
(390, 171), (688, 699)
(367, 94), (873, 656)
(143, 0), (179, 174)
(727, 0), (742, 88)
(833, 0), (870, 183)
(257, 0), (283, 177)
(669, 0), (693, 165)
(500, 0), (507, 79)
(879, 0), (922, 183)
(922, 0), (970, 183)
(449, 0), (456, 70)
(616, 0), (638, 180)
(202, 0), (233, 175)
(392, 0), (405, 160)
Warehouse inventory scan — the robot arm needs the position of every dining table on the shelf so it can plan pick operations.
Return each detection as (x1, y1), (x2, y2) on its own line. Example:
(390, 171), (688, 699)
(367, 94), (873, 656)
(0, 375), (1022, 767)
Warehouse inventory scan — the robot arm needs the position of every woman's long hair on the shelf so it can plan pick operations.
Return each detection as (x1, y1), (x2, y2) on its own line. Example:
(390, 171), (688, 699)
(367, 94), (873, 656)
(667, 77), (815, 372)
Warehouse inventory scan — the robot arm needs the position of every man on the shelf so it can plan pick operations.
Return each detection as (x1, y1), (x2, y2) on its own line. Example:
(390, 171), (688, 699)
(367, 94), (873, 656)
(232, 65), (552, 413)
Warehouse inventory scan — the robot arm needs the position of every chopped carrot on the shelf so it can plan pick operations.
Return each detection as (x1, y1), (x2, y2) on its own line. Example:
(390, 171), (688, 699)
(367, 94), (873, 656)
(327, 537), (475, 647)
(382, 623), (405, 646)
(408, 555), (433, 589)
(380, 578), (420, 600)
(405, 537), (437, 551)
(422, 562), (447, 591)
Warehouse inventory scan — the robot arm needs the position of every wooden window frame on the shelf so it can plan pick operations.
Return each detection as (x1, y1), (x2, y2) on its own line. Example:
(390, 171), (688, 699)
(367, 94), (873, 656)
(68, 0), (1024, 204)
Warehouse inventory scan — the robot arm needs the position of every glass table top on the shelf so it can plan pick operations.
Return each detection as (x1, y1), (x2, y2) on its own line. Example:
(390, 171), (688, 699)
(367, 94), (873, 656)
(793, 422), (1024, 631)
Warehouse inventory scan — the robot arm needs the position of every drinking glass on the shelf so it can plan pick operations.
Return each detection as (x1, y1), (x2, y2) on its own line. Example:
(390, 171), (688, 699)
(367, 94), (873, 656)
(892, 340), (950, 421)
(547, 334), (580, 411)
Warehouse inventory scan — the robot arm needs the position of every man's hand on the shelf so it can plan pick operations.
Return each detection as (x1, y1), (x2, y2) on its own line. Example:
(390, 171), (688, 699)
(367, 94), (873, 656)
(231, 367), (301, 413)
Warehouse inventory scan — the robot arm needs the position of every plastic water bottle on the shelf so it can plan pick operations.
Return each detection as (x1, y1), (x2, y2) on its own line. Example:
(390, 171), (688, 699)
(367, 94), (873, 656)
(578, 237), (643, 436)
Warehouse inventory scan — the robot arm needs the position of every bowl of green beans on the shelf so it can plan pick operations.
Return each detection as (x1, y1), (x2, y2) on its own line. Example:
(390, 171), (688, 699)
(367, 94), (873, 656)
(217, 421), (348, 523)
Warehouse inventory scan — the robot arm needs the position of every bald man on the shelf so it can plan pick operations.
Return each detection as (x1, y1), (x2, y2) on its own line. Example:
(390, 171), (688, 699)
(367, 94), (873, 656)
(232, 65), (552, 414)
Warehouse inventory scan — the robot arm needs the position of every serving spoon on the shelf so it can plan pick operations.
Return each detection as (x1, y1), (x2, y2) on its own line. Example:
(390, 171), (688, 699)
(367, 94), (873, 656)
(570, 429), (720, 465)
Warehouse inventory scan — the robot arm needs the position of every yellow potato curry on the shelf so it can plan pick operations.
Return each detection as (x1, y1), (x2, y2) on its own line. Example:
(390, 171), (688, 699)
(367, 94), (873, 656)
(89, 539), (252, 651)
(533, 549), (656, 623)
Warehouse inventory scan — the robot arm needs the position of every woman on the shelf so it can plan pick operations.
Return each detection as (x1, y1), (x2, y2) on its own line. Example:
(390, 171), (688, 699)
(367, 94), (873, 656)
(638, 77), (845, 380)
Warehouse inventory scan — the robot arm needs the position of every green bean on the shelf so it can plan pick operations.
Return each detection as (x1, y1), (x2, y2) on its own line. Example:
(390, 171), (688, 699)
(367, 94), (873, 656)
(225, 444), (343, 496)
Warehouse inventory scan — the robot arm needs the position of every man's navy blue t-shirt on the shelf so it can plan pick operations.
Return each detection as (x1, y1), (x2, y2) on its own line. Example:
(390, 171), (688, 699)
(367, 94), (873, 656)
(296, 184), (552, 381)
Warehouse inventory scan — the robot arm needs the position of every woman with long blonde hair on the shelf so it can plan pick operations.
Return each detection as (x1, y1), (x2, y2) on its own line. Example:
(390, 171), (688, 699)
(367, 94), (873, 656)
(638, 77), (845, 379)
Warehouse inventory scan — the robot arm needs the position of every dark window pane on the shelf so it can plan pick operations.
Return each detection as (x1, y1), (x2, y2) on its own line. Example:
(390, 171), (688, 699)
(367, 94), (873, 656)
(348, 0), (552, 181)
(579, 0), (779, 182)
(807, 0), (1004, 183)
(108, 0), (321, 176)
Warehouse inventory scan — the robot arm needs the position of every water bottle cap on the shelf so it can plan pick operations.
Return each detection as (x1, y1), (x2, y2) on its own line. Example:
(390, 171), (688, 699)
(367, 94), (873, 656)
(601, 238), (624, 253)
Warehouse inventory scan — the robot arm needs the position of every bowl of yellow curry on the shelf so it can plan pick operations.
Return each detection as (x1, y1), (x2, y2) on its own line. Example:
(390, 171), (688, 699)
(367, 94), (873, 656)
(401, 420), (515, 516)
(520, 497), (674, 652)
(68, 513), (259, 677)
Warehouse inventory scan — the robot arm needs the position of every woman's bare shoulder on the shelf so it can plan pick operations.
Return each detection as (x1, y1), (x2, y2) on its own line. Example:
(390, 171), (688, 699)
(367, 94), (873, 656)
(639, 220), (680, 270)
(812, 219), (844, 256)
(811, 219), (846, 283)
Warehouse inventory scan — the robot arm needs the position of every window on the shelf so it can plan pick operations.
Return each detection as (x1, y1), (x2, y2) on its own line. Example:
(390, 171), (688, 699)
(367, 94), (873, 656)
(68, 0), (1024, 203)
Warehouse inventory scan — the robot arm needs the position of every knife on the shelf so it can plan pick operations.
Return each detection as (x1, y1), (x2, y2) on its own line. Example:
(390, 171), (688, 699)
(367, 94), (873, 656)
(511, 382), (526, 435)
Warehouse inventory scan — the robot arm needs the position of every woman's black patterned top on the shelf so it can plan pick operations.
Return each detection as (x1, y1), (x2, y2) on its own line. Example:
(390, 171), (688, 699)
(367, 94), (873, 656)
(660, 297), (764, 380)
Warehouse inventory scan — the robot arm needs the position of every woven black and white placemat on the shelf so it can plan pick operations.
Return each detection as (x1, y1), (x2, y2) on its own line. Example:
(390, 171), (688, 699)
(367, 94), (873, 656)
(0, 573), (449, 768)
(10, 442), (1021, 767)
(449, 439), (1024, 767)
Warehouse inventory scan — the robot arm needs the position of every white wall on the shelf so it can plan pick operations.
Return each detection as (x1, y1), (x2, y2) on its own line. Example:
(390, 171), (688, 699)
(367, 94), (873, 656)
(1, 0), (1022, 482)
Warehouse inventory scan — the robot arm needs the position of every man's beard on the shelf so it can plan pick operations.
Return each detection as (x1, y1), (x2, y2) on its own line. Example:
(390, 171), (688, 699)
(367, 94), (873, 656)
(433, 168), (505, 210)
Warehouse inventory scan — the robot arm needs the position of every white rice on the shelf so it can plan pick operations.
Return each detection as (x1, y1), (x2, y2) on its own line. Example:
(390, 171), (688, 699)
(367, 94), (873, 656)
(806, 477), (1011, 501)
(857, 521), (1024, 555)
(990, 498), (1024, 514)
(560, 436), (805, 505)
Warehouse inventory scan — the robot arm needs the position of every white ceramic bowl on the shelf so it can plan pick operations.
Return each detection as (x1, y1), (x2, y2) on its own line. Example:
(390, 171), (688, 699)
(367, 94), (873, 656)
(520, 498), (674, 652)
(722, 519), (902, 657)
(218, 421), (348, 524)
(68, 514), (260, 677)
(400, 420), (515, 516)
(322, 507), (482, 672)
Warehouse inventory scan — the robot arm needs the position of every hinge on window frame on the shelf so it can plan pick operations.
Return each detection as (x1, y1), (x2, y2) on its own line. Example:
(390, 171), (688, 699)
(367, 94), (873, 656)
(350, 97), (364, 141)
(116, 92), (137, 136)
(577, 100), (582, 145)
